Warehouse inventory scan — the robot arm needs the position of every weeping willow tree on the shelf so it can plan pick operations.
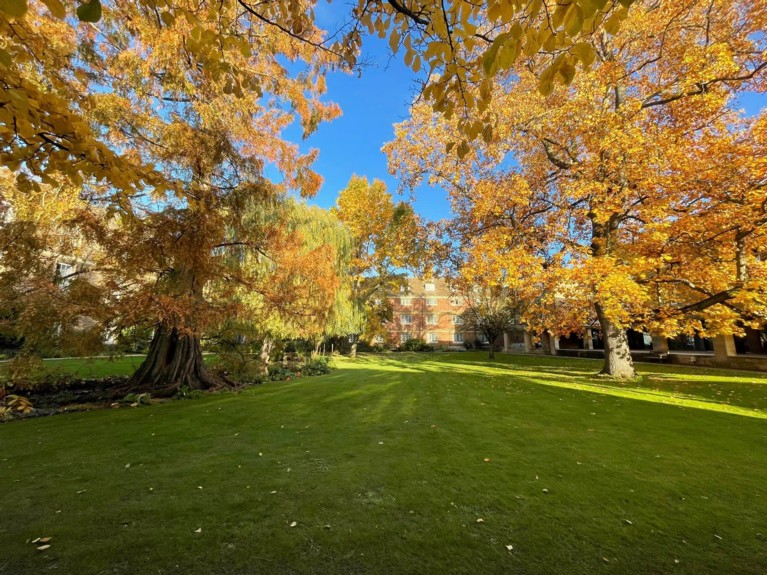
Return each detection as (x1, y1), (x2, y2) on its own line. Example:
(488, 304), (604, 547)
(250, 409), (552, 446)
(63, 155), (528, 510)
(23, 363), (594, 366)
(215, 199), (362, 376)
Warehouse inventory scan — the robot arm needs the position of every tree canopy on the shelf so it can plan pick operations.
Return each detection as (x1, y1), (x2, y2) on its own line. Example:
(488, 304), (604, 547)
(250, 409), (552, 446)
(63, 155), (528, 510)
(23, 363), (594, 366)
(386, 0), (767, 377)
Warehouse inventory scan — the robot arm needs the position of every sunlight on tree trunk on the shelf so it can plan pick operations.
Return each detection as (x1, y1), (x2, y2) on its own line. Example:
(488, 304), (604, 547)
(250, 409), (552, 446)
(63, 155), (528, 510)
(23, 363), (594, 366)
(258, 338), (274, 376)
(595, 304), (636, 379)
(129, 325), (227, 393)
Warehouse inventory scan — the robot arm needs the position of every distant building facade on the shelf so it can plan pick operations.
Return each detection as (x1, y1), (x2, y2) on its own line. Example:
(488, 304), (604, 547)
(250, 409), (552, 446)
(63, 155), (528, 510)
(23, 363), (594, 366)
(378, 278), (488, 349)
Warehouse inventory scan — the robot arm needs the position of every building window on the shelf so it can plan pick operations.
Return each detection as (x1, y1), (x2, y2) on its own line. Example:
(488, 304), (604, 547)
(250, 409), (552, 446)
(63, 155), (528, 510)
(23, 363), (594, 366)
(373, 298), (381, 306)
(452, 315), (464, 325)
(401, 314), (412, 325)
(425, 314), (437, 325)
(425, 283), (435, 292)
(425, 297), (438, 306)
(428, 333), (439, 344)
(453, 333), (464, 343)
(400, 297), (411, 306)
(55, 262), (75, 287)
(401, 332), (412, 343)
(449, 297), (461, 306)
(478, 333), (489, 344)
(375, 335), (384, 344)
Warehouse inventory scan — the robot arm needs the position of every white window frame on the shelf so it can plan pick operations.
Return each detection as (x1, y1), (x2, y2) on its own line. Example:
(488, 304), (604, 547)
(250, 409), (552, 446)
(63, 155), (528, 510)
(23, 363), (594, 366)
(401, 314), (412, 325)
(428, 333), (439, 344)
(452, 315), (464, 325)
(400, 297), (411, 306)
(56, 262), (75, 287)
(401, 332), (412, 343)
(425, 314), (437, 325)
(453, 332), (464, 343)
(425, 283), (435, 292)
(374, 335), (384, 344)
(425, 297), (438, 306)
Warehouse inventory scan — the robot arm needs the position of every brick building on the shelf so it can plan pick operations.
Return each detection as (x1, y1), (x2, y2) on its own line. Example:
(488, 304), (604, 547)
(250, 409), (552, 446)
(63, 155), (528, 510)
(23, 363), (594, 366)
(377, 277), (490, 349)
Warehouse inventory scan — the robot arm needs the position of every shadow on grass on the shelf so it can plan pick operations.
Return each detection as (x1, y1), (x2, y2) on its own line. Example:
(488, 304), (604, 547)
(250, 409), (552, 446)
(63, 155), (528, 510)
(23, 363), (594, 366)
(324, 353), (767, 419)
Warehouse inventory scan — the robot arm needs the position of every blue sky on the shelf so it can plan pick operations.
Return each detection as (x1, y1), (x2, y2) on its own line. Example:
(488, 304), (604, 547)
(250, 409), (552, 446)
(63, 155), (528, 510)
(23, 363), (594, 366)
(286, 23), (766, 224)
(285, 34), (454, 221)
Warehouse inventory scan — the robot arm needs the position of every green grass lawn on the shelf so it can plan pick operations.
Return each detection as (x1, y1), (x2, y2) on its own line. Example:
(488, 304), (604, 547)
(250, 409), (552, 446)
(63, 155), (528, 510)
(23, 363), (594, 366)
(1, 352), (766, 574)
(0, 355), (147, 380)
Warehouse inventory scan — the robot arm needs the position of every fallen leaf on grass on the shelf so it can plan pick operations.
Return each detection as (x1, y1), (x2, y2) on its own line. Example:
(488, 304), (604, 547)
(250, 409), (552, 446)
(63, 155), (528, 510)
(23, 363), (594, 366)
(505, 544), (513, 551)
(194, 528), (202, 533)
(483, 458), (491, 462)
(290, 521), (297, 527)
(476, 518), (484, 523)
(36, 545), (51, 551)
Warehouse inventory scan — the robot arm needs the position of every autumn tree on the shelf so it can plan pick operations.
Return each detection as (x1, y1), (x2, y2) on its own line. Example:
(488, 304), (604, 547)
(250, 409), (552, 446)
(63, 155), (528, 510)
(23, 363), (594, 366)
(386, 0), (767, 377)
(332, 175), (426, 356)
(457, 285), (520, 360)
(1, 0), (352, 392)
(1, 0), (641, 194)
(215, 200), (359, 376)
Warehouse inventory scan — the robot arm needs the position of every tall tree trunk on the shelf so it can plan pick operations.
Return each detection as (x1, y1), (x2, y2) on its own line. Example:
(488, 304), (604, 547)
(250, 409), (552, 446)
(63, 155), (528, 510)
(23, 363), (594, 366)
(129, 324), (227, 393)
(541, 332), (553, 355)
(349, 340), (358, 358)
(488, 345), (495, 360)
(259, 337), (274, 376)
(594, 303), (635, 378)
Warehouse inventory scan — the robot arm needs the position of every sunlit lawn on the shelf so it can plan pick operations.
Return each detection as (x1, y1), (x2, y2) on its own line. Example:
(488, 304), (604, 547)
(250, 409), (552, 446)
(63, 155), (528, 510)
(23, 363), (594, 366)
(1, 352), (766, 574)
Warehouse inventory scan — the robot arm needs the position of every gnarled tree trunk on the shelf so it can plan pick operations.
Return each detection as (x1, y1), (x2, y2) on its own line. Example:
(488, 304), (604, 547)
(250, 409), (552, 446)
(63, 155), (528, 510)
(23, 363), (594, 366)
(129, 324), (228, 393)
(594, 303), (635, 378)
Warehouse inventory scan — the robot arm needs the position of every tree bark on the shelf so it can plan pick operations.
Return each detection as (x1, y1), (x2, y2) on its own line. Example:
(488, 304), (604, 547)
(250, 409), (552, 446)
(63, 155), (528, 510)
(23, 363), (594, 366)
(129, 324), (228, 393)
(259, 337), (274, 376)
(594, 303), (636, 378)
(349, 341), (358, 358)
(486, 332), (498, 359)
(541, 332), (553, 355)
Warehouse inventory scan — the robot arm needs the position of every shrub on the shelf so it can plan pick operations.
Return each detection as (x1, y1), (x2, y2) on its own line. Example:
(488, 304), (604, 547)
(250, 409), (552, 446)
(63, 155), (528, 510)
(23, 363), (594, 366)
(402, 338), (434, 352)
(267, 364), (294, 381)
(303, 356), (332, 376)
(0, 394), (33, 420)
